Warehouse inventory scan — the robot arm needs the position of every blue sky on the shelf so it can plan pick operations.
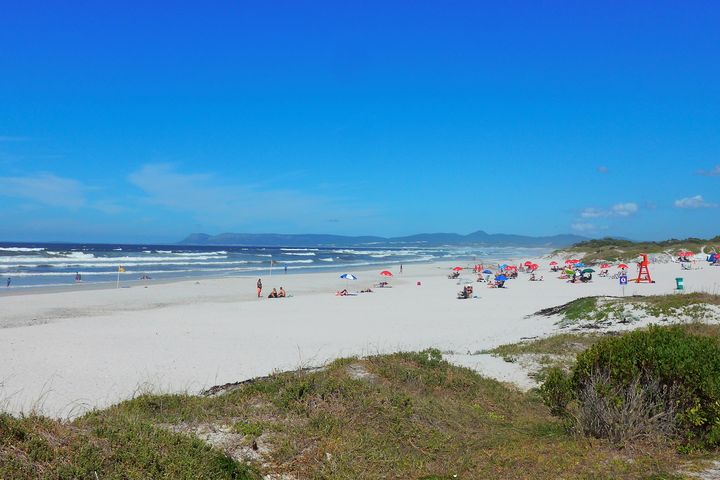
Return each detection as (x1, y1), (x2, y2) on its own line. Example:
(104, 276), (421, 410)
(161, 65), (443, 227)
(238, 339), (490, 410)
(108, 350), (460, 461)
(1, 1), (719, 243)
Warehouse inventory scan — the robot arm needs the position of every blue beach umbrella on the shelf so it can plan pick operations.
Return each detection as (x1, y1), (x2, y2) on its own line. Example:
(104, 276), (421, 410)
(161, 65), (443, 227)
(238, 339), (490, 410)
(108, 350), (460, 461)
(482, 269), (493, 274)
(575, 263), (586, 268)
(499, 264), (508, 270)
(495, 275), (508, 281)
(340, 272), (357, 288)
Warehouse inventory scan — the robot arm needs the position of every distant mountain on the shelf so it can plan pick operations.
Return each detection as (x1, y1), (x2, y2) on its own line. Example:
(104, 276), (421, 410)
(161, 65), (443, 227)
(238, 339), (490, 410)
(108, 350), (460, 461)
(178, 231), (586, 248)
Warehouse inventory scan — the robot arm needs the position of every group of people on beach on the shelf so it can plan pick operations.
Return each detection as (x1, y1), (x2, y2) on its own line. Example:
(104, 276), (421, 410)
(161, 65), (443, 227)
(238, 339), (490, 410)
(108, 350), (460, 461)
(256, 279), (286, 299)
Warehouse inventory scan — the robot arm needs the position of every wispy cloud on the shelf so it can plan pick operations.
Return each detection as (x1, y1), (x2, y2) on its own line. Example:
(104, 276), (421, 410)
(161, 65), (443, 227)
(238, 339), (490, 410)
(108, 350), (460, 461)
(571, 222), (606, 232)
(696, 165), (720, 176)
(0, 173), (86, 208)
(597, 166), (609, 174)
(128, 163), (375, 228)
(580, 202), (638, 218)
(674, 195), (718, 209)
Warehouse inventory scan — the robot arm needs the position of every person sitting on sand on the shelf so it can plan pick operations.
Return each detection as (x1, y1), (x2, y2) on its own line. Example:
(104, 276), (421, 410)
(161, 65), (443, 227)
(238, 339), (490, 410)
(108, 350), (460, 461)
(337, 289), (348, 296)
(278, 287), (286, 298)
(360, 288), (373, 293)
(268, 288), (278, 298)
(529, 273), (536, 281)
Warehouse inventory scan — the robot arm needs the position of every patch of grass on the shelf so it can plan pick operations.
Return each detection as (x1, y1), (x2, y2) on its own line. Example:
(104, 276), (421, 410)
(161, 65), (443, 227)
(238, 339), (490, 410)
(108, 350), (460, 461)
(536, 293), (720, 328)
(1, 349), (708, 479)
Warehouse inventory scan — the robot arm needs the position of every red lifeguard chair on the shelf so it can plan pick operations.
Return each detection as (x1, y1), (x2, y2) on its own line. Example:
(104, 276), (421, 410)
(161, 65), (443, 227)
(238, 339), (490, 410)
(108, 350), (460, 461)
(636, 253), (653, 283)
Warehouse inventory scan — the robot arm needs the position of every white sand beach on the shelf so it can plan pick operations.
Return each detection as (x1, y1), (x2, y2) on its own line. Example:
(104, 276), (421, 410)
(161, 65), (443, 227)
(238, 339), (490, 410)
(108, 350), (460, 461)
(1, 259), (719, 418)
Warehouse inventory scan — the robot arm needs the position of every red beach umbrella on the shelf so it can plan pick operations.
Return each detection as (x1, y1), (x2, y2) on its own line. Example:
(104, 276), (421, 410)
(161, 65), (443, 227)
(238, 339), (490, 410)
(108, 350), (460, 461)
(564, 260), (574, 265)
(379, 270), (393, 277)
(530, 263), (539, 270)
(505, 265), (517, 270)
(600, 263), (610, 268)
(618, 263), (628, 269)
(452, 266), (463, 271)
(570, 259), (580, 264)
(524, 261), (533, 266)
(549, 261), (558, 266)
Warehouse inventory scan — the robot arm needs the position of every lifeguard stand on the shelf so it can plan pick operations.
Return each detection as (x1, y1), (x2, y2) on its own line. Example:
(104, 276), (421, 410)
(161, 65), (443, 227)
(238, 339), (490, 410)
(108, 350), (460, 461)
(636, 253), (653, 283)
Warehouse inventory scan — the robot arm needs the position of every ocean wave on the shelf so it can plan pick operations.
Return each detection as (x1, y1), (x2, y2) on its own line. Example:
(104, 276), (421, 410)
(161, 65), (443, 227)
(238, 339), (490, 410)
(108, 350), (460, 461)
(282, 259), (314, 264)
(0, 247), (46, 252)
(0, 254), (229, 264)
(280, 248), (319, 252)
(0, 260), (254, 269)
(45, 251), (96, 259)
(282, 252), (316, 256)
(319, 258), (334, 262)
(332, 249), (424, 257)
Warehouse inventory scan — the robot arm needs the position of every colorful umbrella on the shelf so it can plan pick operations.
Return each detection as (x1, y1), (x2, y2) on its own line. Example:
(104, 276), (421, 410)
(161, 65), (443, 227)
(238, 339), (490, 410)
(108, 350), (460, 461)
(618, 264), (628, 269)
(524, 261), (533, 266)
(600, 263), (610, 268)
(482, 269), (493, 274)
(340, 273), (357, 280)
(530, 263), (539, 270)
(549, 261), (558, 266)
(495, 275), (508, 281)
(582, 268), (595, 273)
(564, 260), (574, 265)
(452, 266), (463, 271)
(379, 270), (393, 277)
(505, 265), (518, 270)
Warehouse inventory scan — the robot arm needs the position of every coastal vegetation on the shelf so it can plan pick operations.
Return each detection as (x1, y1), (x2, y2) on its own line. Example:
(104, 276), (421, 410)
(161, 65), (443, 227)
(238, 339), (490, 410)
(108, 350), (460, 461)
(0, 349), (697, 479)
(535, 293), (720, 328)
(541, 325), (720, 451)
(557, 236), (720, 263)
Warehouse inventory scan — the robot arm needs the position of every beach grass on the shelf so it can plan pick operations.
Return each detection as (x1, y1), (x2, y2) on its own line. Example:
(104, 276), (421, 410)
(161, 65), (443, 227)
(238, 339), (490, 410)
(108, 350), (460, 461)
(0, 349), (703, 479)
(534, 293), (720, 328)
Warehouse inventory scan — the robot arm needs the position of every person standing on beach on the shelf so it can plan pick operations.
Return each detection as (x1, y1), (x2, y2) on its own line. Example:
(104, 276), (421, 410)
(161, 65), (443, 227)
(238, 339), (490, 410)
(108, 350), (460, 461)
(400, 264), (403, 274)
(257, 278), (262, 298)
(6, 277), (11, 287)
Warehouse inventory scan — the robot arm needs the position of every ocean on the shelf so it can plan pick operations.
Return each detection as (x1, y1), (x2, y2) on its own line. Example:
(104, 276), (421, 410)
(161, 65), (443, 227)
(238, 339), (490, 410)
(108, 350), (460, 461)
(0, 242), (550, 289)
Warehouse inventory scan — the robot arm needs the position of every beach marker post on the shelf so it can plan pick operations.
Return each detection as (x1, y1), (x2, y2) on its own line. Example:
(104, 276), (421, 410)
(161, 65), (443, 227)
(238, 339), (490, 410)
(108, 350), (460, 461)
(619, 273), (628, 297)
(116, 265), (125, 289)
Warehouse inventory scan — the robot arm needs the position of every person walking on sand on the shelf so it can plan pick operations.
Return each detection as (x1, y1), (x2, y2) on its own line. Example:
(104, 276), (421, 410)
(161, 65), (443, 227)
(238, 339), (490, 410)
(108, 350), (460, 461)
(257, 278), (262, 298)
(6, 277), (11, 288)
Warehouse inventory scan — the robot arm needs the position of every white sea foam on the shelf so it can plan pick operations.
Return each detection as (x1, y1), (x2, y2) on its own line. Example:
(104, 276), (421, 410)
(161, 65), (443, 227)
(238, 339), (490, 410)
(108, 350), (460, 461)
(0, 247), (46, 252)
(319, 258), (334, 262)
(0, 255), (228, 265)
(282, 252), (316, 256)
(280, 248), (320, 252)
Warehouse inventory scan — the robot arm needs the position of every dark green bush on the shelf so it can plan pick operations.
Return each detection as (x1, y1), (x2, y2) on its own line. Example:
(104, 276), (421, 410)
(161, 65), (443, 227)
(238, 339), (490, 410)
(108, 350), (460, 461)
(538, 367), (573, 416)
(542, 326), (720, 448)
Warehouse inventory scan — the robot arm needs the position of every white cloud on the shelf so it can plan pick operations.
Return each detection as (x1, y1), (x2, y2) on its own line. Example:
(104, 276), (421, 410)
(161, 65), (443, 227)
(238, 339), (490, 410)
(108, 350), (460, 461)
(611, 202), (638, 216)
(697, 165), (720, 176)
(0, 173), (86, 208)
(674, 195), (718, 209)
(580, 202), (638, 218)
(571, 222), (601, 232)
(597, 166), (609, 174)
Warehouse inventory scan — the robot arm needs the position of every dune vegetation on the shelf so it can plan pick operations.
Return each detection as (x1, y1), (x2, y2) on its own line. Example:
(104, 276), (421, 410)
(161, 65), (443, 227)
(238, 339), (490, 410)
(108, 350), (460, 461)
(0, 347), (703, 479)
(556, 236), (720, 263)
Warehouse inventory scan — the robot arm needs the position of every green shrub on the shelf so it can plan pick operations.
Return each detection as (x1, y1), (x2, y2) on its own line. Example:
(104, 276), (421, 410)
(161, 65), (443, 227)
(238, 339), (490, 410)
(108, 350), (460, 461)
(538, 367), (573, 416)
(543, 325), (720, 448)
